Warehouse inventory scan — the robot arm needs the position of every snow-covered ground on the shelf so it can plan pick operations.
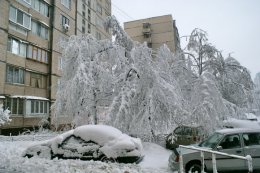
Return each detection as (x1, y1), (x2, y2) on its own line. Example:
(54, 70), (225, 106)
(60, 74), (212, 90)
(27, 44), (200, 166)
(0, 140), (174, 173)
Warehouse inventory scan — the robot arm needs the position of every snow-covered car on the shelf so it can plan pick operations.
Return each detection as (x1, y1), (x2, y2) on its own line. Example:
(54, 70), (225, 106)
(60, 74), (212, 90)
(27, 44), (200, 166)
(166, 125), (205, 150)
(23, 125), (144, 163)
(169, 128), (260, 173)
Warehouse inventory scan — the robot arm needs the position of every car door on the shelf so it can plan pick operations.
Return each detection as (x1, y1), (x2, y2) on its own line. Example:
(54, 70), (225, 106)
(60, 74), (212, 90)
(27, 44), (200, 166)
(242, 133), (260, 170)
(206, 134), (247, 171)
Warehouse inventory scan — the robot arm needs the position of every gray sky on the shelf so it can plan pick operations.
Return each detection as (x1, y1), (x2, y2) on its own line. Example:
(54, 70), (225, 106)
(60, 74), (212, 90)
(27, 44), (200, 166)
(112, 0), (260, 79)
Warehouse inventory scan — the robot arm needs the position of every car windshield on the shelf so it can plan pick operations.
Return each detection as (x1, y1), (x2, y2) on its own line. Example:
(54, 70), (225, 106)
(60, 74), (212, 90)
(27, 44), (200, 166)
(199, 132), (224, 149)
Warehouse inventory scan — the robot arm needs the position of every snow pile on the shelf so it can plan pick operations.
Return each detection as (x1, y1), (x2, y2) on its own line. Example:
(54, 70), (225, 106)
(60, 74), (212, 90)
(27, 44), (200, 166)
(0, 140), (173, 173)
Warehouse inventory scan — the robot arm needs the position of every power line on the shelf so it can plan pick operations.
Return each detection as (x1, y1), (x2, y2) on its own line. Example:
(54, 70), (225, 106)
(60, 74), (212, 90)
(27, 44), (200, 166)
(111, 2), (134, 21)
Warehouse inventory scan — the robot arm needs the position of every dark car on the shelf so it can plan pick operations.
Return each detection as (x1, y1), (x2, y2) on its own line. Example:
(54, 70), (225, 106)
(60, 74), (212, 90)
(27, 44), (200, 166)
(166, 125), (205, 149)
(23, 125), (144, 163)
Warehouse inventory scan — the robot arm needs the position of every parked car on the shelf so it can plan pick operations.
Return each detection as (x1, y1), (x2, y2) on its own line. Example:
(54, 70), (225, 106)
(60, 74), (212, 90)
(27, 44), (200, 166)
(168, 128), (260, 173)
(23, 125), (144, 164)
(166, 125), (205, 150)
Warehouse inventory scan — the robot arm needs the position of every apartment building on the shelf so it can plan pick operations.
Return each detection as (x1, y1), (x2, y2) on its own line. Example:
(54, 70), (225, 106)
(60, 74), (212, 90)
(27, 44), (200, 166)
(76, 0), (111, 39)
(124, 15), (180, 53)
(0, 0), (111, 135)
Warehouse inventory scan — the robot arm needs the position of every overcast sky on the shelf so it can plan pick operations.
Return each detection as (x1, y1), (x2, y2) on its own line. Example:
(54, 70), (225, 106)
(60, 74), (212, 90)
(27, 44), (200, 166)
(112, 0), (260, 79)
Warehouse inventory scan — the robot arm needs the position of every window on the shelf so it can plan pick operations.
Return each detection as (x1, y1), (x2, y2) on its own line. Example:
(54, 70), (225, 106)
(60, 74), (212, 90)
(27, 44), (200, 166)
(88, 23), (91, 33)
(5, 97), (24, 115)
(82, 19), (85, 25)
(58, 57), (63, 70)
(7, 37), (27, 57)
(31, 0), (49, 17)
(31, 20), (49, 40)
(243, 133), (260, 146)
(82, 11), (86, 18)
(27, 45), (49, 63)
(61, 15), (69, 25)
(82, 4), (86, 11)
(82, 26), (85, 33)
(96, 32), (101, 40)
(21, 0), (31, 5)
(96, 3), (102, 15)
(30, 73), (47, 89)
(6, 65), (25, 84)
(9, 6), (31, 30)
(30, 100), (49, 114)
(219, 134), (241, 149)
(61, 0), (71, 9)
(88, 0), (91, 7)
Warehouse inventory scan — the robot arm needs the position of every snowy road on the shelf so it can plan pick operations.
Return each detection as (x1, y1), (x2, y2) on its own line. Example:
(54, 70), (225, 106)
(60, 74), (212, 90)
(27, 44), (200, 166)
(0, 141), (174, 173)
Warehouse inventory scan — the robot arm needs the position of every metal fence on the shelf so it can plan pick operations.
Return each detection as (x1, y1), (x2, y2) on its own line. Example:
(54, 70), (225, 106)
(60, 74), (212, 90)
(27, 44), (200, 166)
(178, 145), (253, 173)
(0, 135), (57, 142)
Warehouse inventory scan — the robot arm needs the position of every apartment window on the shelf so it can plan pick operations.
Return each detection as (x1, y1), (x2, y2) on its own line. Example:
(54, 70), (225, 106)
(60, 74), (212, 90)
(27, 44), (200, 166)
(24, 0), (31, 4)
(9, 6), (31, 30)
(88, 0), (91, 7)
(7, 37), (27, 57)
(6, 65), (24, 84)
(82, 26), (85, 33)
(58, 57), (63, 70)
(27, 45), (49, 63)
(31, 100), (48, 114)
(105, 0), (110, 10)
(82, 4), (86, 11)
(96, 17), (103, 28)
(82, 19), (85, 25)
(31, 0), (49, 17)
(61, 0), (71, 9)
(96, 3), (102, 15)
(82, 11), (86, 18)
(61, 15), (69, 25)
(31, 20), (49, 40)
(96, 32), (101, 40)
(5, 97), (24, 115)
(30, 73), (47, 89)
(88, 23), (91, 33)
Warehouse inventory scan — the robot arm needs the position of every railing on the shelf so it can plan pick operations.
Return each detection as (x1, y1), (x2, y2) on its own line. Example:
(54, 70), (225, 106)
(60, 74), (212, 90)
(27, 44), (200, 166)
(0, 134), (56, 142)
(178, 145), (253, 173)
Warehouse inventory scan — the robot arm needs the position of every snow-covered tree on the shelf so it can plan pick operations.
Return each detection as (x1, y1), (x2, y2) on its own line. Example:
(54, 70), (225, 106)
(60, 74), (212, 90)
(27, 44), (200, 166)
(214, 55), (254, 108)
(53, 35), (126, 127)
(0, 104), (11, 126)
(185, 28), (219, 76)
(253, 72), (260, 115)
(108, 43), (187, 135)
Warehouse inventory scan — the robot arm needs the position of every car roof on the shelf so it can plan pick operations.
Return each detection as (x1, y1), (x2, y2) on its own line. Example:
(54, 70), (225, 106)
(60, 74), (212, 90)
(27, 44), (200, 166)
(216, 128), (260, 135)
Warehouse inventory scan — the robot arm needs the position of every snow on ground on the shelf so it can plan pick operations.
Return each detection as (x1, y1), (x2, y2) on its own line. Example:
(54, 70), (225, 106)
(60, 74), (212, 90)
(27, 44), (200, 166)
(0, 140), (175, 173)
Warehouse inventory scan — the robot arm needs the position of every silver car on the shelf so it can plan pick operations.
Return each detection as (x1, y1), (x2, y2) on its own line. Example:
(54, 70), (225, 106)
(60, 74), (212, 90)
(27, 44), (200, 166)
(169, 128), (260, 173)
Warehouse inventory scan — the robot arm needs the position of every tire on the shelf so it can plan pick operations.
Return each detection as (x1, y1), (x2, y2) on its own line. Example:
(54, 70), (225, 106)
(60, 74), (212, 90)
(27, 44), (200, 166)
(186, 162), (202, 173)
(100, 155), (116, 163)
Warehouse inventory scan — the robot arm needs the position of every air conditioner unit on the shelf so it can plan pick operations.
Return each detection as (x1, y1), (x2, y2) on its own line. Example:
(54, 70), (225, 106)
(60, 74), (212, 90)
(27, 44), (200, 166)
(63, 24), (70, 31)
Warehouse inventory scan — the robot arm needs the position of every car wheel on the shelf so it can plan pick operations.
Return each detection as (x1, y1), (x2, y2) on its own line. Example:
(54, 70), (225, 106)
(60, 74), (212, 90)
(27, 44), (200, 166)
(100, 155), (116, 163)
(186, 162), (202, 173)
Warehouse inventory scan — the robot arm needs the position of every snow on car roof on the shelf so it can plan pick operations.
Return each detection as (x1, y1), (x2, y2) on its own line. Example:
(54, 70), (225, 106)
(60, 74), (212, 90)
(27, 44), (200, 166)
(217, 128), (260, 134)
(74, 125), (123, 145)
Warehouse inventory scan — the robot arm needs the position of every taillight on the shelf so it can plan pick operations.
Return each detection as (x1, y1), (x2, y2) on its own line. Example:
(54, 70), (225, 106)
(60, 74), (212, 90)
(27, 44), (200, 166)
(175, 155), (180, 162)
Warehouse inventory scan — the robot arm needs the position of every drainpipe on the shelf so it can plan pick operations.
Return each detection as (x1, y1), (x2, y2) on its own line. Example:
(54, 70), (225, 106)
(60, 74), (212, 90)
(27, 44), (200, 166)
(48, 0), (55, 128)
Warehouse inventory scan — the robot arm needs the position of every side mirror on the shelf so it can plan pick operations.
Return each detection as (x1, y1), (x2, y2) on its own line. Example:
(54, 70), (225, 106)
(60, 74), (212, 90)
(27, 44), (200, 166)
(217, 146), (223, 151)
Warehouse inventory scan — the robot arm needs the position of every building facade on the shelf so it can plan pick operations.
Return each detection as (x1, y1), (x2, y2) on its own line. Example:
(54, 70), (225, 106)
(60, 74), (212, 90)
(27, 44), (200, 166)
(124, 15), (180, 53)
(0, 0), (111, 135)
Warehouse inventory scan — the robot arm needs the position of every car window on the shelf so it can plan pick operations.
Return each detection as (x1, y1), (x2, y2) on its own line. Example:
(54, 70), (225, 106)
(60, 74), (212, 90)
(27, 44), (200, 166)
(219, 134), (241, 149)
(199, 132), (223, 148)
(174, 126), (192, 135)
(243, 133), (260, 146)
